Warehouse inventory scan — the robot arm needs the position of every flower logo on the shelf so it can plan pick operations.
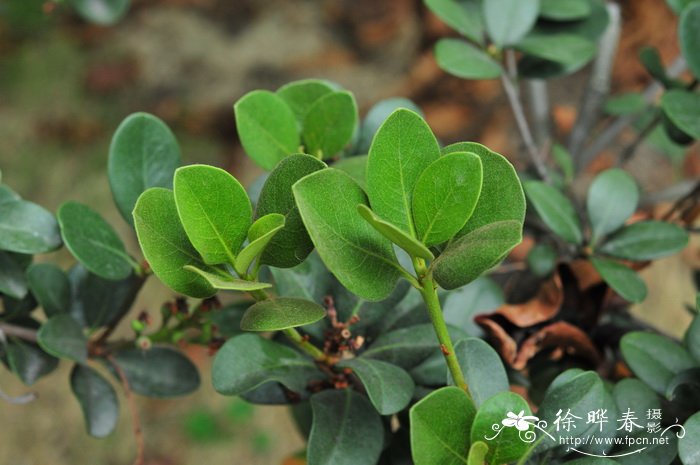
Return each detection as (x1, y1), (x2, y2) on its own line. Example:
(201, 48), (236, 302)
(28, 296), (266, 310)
(502, 411), (540, 431)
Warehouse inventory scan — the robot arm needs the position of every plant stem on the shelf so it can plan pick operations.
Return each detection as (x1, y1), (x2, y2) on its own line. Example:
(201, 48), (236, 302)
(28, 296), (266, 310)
(107, 355), (144, 465)
(0, 322), (38, 343)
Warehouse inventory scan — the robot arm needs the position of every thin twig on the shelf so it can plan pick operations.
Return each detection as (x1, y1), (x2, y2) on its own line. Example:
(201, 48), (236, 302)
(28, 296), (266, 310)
(615, 111), (662, 166)
(107, 355), (145, 465)
(526, 79), (551, 146)
(0, 385), (37, 404)
(0, 323), (38, 343)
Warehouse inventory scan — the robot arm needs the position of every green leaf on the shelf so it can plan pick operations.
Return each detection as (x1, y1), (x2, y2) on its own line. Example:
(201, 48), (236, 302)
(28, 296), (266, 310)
(604, 93), (647, 116)
(524, 180), (582, 244)
(133, 188), (215, 299)
(443, 143), (525, 237)
(612, 378), (661, 421)
(68, 0), (129, 25)
(70, 364), (119, 438)
(363, 323), (454, 369)
(526, 243), (557, 277)
(0, 251), (27, 299)
(333, 155), (367, 190)
(443, 277), (504, 335)
(293, 169), (400, 301)
(356, 99), (423, 154)
(600, 221), (688, 260)
(517, 33), (596, 66)
(37, 314), (87, 363)
(240, 297), (326, 331)
(255, 154), (327, 268)
(234, 90), (300, 170)
(680, 3), (700, 79)
(0, 183), (20, 205)
(26, 263), (71, 317)
(308, 389), (384, 465)
(337, 358), (415, 415)
(234, 213), (285, 275)
(212, 333), (322, 395)
(413, 152), (483, 246)
(483, 0), (540, 47)
(551, 143), (574, 183)
(0, 200), (61, 254)
(620, 331), (696, 394)
(108, 112), (181, 226)
(591, 257), (647, 303)
(276, 79), (335, 127)
(470, 392), (531, 464)
(425, 0), (484, 43)
(639, 47), (675, 87)
(661, 90), (700, 139)
(685, 313), (700, 362)
(269, 252), (332, 303)
(539, 0), (591, 20)
(357, 204), (434, 260)
(433, 220), (522, 290)
(366, 109), (441, 234)
(58, 201), (134, 280)
(454, 338), (508, 407)
(467, 441), (489, 465)
(587, 168), (639, 243)
(435, 39), (502, 80)
(173, 164), (251, 265)
(680, 412), (700, 465)
(302, 91), (358, 158)
(111, 347), (200, 398)
(6, 339), (59, 385)
(182, 266), (271, 291)
(410, 386), (476, 465)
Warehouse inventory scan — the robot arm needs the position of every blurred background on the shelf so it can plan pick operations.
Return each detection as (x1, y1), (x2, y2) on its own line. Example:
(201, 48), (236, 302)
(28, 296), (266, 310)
(0, 0), (698, 464)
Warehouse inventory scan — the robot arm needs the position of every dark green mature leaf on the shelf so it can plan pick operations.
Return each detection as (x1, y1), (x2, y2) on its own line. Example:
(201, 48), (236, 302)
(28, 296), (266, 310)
(356, 99), (423, 154)
(37, 314), (87, 363)
(639, 46), (673, 86)
(308, 389), (384, 465)
(303, 91), (358, 158)
(111, 347), (199, 398)
(108, 112), (180, 226)
(70, 364), (119, 438)
(483, 0), (540, 47)
(337, 358), (415, 415)
(234, 213), (285, 275)
(539, 0), (591, 20)
(0, 200), (61, 254)
(524, 180), (582, 244)
(600, 221), (688, 260)
(587, 169), (639, 243)
(366, 109), (441, 234)
(410, 386), (476, 465)
(333, 155), (368, 190)
(173, 165), (251, 265)
(454, 338), (508, 406)
(256, 154), (326, 268)
(235, 90), (300, 170)
(205, 301), (249, 338)
(240, 297), (326, 331)
(277, 79), (335, 127)
(681, 3), (700, 79)
(413, 152), (483, 246)
(0, 183), (20, 205)
(686, 314), (700, 362)
(183, 266), (271, 291)
(680, 412), (700, 465)
(133, 188), (215, 299)
(212, 333), (322, 395)
(666, 367), (700, 406)
(269, 252), (332, 303)
(58, 201), (134, 280)
(517, 33), (595, 66)
(661, 90), (700, 140)
(294, 169), (400, 301)
(357, 204), (434, 260)
(363, 323), (442, 369)
(435, 39), (502, 80)
(443, 143), (525, 237)
(425, 0), (484, 43)
(612, 379), (661, 421)
(68, 0), (130, 25)
(591, 257), (647, 303)
(26, 263), (70, 317)
(526, 243), (557, 277)
(0, 251), (27, 299)
(471, 392), (531, 464)
(620, 331), (696, 394)
(443, 277), (504, 336)
(6, 339), (58, 385)
(433, 220), (522, 290)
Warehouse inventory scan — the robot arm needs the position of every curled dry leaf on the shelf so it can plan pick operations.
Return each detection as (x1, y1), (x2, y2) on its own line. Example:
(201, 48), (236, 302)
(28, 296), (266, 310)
(489, 272), (563, 328)
(512, 321), (601, 370)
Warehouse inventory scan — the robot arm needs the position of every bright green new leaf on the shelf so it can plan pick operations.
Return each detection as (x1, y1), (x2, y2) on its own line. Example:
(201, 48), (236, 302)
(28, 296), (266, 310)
(435, 39), (502, 80)
(234, 90), (300, 170)
(277, 79), (335, 127)
(70, 364), (119, 438)
(539, 0), (591, 20)
(234, 213), (285, 275)
(680, 3), (700, 79)
(333, 155), (367, 190)
(6, 340), (59, 386)
(680, 412), (700, 465)
(433, 220), (522, 290)
(58, 201), (134, 280)
(133, 188), (215, 298)
(517, 33), (596, 66)
(470, 392), (532, 464)
(173, 164), (251, 265)
(183, 266), (271, 292)
(425, 0), (484, 43)
(413, 152), (483, 246)
(591, 257), (647, 303)
(68, 0), (130, 25)
(467, 442), (489, 465)
(587, 168), (639, 242)
(366, 109), (441, 235)
(240, 297), (326, 331)
(483, 0), (540, 47)
(308, 389), (384, 465)
(294, 169), (400, 301)
(255, 154), (326, 268)
(357, 204), (434, 260)
(302, 91), (358, 158)
(26, 263), (71, 317)
(600, 221), (688, 260)
(524, 180), (582, 244)
(337, 358), (415, 415)
(454, 338), (508, 407)
(37, 314), (88, 363)
(0, 252), (27, 299)
(0, 200), (61, 254)
(661, 90), (700, 140)
(410, 386), (476, 465)
(108, 112), (181, 226)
